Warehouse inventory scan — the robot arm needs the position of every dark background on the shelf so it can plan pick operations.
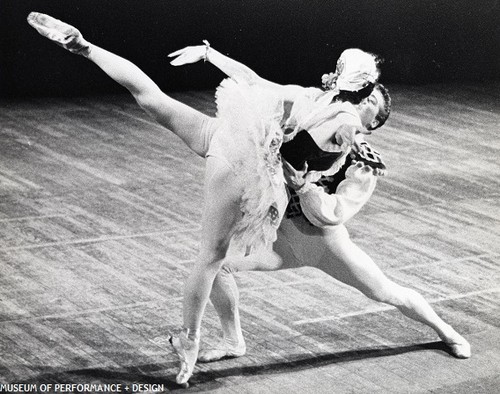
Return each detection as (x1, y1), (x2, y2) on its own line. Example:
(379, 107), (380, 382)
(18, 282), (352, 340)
(1, 0), (499, 98)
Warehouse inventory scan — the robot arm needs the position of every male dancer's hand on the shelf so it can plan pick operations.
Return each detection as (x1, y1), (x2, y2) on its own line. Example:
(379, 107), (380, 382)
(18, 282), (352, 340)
(351, 141), (387, 176)
(351, 160), (386, 177)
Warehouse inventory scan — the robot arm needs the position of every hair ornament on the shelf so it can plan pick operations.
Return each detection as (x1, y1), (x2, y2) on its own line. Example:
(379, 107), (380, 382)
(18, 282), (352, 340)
(321, 72), (338, 91)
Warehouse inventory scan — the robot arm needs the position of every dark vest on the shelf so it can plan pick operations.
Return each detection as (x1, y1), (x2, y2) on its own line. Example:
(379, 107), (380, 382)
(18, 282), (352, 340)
(279, 130), (343, 172)
(284, 155), (353, 220)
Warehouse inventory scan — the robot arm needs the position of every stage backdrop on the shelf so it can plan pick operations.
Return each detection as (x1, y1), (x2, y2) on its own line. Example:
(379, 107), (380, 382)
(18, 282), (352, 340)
(1, 0), (499, 97)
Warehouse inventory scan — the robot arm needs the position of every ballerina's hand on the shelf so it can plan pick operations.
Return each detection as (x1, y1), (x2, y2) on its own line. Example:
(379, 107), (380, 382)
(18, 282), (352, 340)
(283, 160), (314, 191)
(168, 45), (206, 66)
(334, 124), (359, 147)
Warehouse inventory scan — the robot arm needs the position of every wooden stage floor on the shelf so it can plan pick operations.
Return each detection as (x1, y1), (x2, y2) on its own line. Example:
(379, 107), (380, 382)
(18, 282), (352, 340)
(0, 82), (499, 393)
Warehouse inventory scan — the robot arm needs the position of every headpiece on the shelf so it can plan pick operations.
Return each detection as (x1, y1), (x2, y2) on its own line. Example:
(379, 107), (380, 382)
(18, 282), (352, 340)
(322, 48), (379, 92)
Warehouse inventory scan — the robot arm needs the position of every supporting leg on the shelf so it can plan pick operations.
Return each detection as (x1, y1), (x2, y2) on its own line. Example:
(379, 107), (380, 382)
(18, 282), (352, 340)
(171, 157), (243, 384)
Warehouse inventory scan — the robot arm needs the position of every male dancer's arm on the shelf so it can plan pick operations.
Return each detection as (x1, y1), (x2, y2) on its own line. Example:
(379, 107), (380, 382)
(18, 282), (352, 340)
(296, 161), (377, 226)
(284, 134), (385, 228)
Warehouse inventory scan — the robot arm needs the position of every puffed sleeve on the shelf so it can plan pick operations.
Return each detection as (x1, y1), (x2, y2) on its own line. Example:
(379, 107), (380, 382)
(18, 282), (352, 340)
(296, 163), (377, 226)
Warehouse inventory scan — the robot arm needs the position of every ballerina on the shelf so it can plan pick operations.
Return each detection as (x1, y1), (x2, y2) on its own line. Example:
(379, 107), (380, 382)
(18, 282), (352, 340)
(27, 12), (390, 385)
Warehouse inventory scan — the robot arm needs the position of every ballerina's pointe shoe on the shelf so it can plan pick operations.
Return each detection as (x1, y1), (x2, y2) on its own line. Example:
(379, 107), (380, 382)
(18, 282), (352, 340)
(198, 339), (246, 363)
(169, 333), (200, 387)
(27, 12), (91, 56)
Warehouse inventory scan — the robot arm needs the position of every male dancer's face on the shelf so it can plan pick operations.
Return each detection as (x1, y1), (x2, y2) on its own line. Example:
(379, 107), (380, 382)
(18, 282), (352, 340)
(357, 89), (385, 132)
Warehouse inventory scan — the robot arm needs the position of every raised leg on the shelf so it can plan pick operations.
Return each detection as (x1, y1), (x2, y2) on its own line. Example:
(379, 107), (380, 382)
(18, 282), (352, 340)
(27, 12), (91, 55)
(27, 12), (218, 157)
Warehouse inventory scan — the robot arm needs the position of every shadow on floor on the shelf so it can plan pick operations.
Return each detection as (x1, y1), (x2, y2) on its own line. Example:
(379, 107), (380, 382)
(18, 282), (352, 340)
(21, 341), (453, 391)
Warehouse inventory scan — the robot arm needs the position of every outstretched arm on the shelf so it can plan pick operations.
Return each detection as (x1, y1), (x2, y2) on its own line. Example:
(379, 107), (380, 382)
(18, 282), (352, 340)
(169, 43), (306, 101)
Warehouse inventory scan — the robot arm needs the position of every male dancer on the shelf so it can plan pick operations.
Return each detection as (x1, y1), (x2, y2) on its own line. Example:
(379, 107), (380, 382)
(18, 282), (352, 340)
(201, 149), (472, 362)
(168, 42), (471, 363)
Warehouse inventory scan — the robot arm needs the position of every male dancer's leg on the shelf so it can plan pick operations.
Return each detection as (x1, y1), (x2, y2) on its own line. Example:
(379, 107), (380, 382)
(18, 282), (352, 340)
(199, 248), (283, 362)
(204, 218), (471, 361)
(198, 267), (246, 362)
(310, 224), (471, 358)
(199, 220), (308, 362)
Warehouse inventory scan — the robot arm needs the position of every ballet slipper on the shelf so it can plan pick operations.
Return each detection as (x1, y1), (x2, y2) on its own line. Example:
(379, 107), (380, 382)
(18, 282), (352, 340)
(27, 12), (91, 56)
(444, 336), (471, 359)
(198, 339), (246, 363)
(168, 332), (200, 387)
(439, 326), (471, 359)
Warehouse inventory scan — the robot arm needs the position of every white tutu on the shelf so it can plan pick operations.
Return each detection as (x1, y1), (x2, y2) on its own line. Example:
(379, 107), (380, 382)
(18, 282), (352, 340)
(214, 78), (288, 249)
